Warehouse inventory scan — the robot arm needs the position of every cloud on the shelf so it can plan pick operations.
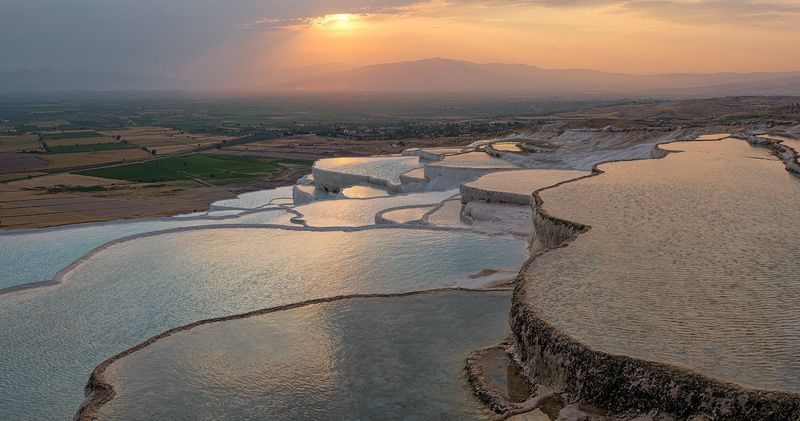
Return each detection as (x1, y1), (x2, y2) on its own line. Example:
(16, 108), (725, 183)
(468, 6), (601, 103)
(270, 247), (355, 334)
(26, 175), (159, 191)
(238, 0), (434, 30)
(619, 0), (800, 23)
(240, 0), (800, 28)
(0, 0), (797, 84)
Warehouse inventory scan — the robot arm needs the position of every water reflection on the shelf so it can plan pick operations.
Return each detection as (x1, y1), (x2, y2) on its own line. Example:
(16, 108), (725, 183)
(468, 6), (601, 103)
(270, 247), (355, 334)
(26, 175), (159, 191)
(294, 190), (457, 227)
(339, 184), (390, 199)
(0, 228), (525, 419)
(0, 208), (293, 290)
(491, 142), (523, 152)
(97, 291), (511, 420)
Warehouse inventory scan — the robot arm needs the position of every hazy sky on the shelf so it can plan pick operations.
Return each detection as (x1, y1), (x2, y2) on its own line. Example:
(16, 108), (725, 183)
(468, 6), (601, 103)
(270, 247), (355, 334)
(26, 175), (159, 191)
(3, 0), (799, 88)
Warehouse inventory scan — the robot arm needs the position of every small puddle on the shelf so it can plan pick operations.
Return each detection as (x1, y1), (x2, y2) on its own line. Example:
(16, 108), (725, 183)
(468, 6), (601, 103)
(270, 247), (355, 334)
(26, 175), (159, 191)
(491, 142), (523, 153)
(482, 348), (532, 403)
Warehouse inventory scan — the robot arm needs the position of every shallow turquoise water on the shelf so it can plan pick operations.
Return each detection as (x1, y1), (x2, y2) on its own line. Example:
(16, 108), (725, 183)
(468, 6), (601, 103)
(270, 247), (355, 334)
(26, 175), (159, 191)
(0, 208), (293, 290)
(0, 227), (525, 420)
(0, 185), (460, 290)
(97, 291), (510, 420)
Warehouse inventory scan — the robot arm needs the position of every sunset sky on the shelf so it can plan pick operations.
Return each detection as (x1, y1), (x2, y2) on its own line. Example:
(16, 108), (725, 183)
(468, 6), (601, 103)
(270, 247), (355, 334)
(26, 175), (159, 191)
(3, 0), (800, 88)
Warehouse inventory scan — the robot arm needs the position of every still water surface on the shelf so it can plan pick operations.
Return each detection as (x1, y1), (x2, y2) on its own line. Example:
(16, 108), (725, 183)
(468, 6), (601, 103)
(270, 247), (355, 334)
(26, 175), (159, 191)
(97, 291), (511, 420)
(0, 227), (525, 419)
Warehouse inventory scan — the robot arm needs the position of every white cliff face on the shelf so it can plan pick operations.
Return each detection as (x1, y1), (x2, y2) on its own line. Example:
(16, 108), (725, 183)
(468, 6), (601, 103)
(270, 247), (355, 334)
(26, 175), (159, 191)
(292, 183), (317, 205)
(462, 201), (533, 238)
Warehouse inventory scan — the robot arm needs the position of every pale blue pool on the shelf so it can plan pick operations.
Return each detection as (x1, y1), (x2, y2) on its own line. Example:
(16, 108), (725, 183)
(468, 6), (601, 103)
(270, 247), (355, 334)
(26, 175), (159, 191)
(0, 227), (525, 419)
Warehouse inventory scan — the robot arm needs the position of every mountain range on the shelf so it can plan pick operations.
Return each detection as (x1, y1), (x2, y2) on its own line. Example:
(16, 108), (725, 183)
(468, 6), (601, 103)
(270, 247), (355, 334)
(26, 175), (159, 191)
(2, 59), (799, 97)
(277, 58), (800, 97)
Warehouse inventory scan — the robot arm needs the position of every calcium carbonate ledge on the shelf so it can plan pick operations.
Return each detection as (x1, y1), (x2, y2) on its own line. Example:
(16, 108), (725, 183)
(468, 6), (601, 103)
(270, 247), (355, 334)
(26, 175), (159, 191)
(311, 164), (407, 193)
(506, 136), (800, 420)
(460, 181), (531, 206)
(292, 183), (317, 205)
(746, 135), (800, 176)
(423, 164), (519, 190)
(374, 203), (439, 225)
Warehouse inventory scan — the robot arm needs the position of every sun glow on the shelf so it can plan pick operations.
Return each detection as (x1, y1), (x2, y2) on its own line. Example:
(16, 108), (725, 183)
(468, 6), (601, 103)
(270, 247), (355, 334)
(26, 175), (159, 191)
(312, 13), (360, 31)
(238, 0), (800, 88)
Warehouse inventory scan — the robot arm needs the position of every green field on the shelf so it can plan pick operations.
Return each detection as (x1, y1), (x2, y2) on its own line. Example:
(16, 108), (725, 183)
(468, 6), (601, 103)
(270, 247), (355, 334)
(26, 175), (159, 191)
(75, 154), (302, 185)
(40, 131), (103, 141)
(45, 142), (137, 154)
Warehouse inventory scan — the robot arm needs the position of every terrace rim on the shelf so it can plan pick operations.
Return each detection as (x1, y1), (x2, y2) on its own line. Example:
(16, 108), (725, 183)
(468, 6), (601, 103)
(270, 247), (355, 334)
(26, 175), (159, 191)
(507, 136), (800, 420)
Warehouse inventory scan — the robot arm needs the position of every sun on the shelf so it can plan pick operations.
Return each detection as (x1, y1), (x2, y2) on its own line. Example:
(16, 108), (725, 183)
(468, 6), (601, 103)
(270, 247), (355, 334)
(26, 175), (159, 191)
(312, 13), (360, 31)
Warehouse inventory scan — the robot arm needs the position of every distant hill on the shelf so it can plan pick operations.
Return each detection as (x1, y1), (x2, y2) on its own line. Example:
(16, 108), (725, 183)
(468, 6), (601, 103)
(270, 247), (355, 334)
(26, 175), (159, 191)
(0, 70), (190, 92)
(279, 57), (800, 97)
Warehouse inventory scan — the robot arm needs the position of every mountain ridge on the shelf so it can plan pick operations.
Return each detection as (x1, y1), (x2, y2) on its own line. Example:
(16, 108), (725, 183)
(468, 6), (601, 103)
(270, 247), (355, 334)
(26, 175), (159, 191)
(278, 57), (800, 96)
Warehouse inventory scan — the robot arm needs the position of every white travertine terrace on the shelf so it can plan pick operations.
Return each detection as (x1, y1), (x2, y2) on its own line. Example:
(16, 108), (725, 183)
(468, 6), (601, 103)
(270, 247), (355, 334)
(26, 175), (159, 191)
(340, 184), (390, 199)
(460, 169), (589, 206)
(376, 205), (434, 224)
(210, 186), (295, 210)
(462, 202), (533, 238)
(757, 134), (800, 155)
(513, 138), (800, 419)
(423, 198), (469, 229)
(312, 155), (422, 192)
(399, 168), (427, 190)
(406, 147), (466, 161)
(500, 129), (687, 170)
(292, 190), (458, 227)
(292, 184), (317, 205)
(9, 124), (784, 420)
(423, 153), (519, 190)
(695, 133), (732, 140)
(437, 152), (518, 168)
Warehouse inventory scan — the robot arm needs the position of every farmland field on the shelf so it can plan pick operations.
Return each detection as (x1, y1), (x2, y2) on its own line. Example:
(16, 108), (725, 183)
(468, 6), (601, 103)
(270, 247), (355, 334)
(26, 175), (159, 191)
(0, 153), (48, 173)
(43, 149), (152, 169)
(44, 137), (120, 147)
(76, 154), (295, 185)
(45, 142), (137, 154)
(100, 127), (232, 154)
(0, 134), (40, 152)
(40, 131), (103, 141)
